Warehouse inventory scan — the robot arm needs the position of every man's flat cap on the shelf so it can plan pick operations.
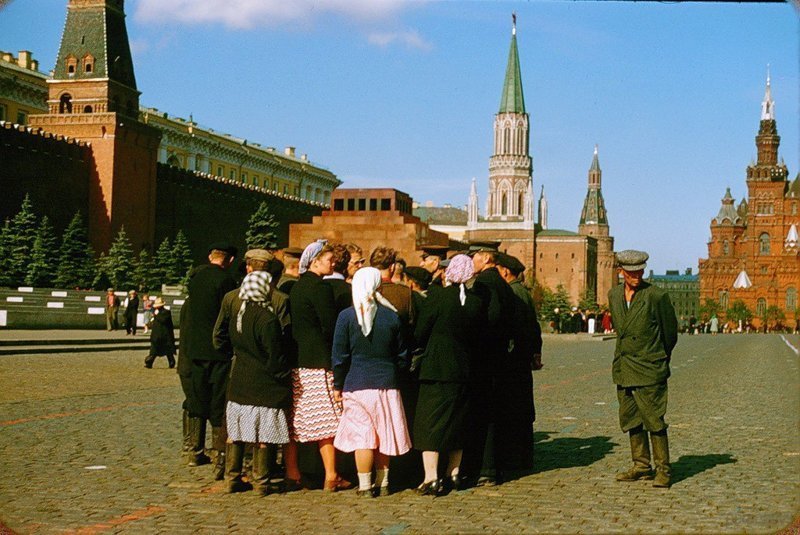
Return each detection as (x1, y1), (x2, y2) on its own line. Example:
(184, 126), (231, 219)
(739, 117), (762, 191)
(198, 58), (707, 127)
(208, 242), (238, 256)
(404, 266), (432, 289)
(245, 249), (274, 262)
(616, 250), (649, 271)
(283, 247), (304, 258)
(496, 253), (525, 275)
(420, 245), (449, 260)
(467, 241), (501, 255)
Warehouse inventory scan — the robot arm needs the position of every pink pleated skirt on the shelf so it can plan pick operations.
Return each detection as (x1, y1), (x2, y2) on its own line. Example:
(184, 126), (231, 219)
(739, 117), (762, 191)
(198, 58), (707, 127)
(333, 389), (411, 456)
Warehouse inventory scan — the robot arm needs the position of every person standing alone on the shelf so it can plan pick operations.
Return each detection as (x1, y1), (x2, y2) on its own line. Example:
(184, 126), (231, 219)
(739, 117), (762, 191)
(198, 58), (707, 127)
(608, 250), (678, 488)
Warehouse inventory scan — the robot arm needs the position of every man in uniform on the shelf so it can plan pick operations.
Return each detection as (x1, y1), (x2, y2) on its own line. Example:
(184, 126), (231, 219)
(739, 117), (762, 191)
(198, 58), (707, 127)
(608, 250), (678, 488)
(182, 242), (238, 479)
(419, 245), (448, 291)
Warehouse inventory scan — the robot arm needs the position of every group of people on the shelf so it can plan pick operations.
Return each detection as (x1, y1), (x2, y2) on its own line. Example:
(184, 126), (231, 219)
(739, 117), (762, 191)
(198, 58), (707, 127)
(552, 307), (613, 334)
(176, 239), (543, 497)
(175, 239), (679, 497)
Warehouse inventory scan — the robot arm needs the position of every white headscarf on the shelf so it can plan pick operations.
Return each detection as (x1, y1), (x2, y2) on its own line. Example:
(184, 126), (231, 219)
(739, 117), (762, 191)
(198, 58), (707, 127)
(351, 267), (397, 337)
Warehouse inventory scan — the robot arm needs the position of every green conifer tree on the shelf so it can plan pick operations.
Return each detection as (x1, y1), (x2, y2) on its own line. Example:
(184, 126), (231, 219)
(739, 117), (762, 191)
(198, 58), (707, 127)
(25, 216), (58, 287)
(153, 237), (173, 287)
(7, 194), (39, 285)
(105, 227), (135, 290)
(55, 212), (94, 289)
(171, 230), (194, 286)
(132, 248), (158, 292)
(0, 219), (12, 287)
(245, 201), (280, 250)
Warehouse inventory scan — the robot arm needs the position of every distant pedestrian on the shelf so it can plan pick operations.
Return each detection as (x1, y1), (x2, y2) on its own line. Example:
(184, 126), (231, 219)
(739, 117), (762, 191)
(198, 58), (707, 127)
(710, 315), (719, 335)
(105, 288), (120, 331)
(123, 290), (139, 335)
(144, 297), (175, 368)
(609, 250), (678, 488)
(142, 293), (153, 334)
(332, 267), (411, 497)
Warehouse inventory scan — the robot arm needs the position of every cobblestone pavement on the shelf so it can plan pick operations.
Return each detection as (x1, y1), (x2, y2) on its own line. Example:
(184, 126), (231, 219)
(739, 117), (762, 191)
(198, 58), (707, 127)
(1, 333), (798, 534)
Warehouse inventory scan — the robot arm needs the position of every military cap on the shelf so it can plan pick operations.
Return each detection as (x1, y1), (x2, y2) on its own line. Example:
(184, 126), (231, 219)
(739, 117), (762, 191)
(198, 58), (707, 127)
(245, 248), (274, 262)
(467, 240), (501, 256)
(420, 245), (449, 260)
(496, 253), (525, 275)
(404, 266), (432, 290)
(616, 250), (649, 271)
(208, 241), (238, 256)
(283, 247), (304, 259)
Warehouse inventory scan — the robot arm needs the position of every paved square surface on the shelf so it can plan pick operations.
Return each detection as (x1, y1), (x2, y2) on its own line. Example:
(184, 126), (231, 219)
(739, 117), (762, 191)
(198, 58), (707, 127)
(1, 333), (798, 534)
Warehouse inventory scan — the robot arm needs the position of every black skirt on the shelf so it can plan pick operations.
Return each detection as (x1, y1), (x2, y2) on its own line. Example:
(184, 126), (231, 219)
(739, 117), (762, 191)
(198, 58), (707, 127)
(413, 381), (469, 452)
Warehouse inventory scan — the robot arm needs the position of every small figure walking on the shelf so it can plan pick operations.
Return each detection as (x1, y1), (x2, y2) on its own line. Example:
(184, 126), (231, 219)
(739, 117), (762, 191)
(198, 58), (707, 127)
(145, 297), (176, 368)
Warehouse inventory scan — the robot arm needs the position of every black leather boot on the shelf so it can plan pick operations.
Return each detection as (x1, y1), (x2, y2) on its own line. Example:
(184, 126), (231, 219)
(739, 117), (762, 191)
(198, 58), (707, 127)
(252, 446), (271, 496)
(616, 426), (654, 481)
(651, 430), (671, 488)
(211, 426), (226, 481)
(187, 417), (211, 466)
(225, 442), (250, 493)
(181, 410), (191, 455)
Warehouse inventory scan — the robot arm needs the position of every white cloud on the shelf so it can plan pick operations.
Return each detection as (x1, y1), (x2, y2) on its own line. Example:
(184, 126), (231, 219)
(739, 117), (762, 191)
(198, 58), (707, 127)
(133, 0), (418, 29)
(367, 29), (432, 51)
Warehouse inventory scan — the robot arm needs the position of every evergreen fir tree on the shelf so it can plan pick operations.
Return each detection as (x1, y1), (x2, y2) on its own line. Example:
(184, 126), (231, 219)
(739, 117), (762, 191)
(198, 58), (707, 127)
(25, 216), (58, 287)
(92, 252), (112, 291)
(105, 227), (135, 290)
(0, 219), (12, 287)
(132, 249), (160, 292)
(55, 212), (94, 289)
(153, 237), (173, 287)
(171, 230), (194, 286)
(7, 194), (39, 285)
(245, 201), (280, 250)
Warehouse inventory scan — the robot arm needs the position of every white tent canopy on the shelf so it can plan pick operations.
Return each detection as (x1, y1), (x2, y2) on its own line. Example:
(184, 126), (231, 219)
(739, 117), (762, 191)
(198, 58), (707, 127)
(786, 224), (798, 248)
(733, 270), (752, 289)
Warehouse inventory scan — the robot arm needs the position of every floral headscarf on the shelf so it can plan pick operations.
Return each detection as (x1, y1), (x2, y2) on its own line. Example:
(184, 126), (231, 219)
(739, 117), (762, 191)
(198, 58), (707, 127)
(445, 254), (474, 306)
(299, 239), (328, 274)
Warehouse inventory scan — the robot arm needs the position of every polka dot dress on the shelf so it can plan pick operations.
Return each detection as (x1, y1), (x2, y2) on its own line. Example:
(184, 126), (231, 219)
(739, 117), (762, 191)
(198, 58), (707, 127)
(226, 401), (290, 444)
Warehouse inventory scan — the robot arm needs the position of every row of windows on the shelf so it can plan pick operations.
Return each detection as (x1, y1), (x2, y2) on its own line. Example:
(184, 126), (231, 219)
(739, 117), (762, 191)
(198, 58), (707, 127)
(754, 202), (798, 216)
(65, 54), (93, 75)
(539, 252), (577, 260)
(0, 104), (28, 125)
(333, 198), (392, 212)
(718, 289), (798, 313)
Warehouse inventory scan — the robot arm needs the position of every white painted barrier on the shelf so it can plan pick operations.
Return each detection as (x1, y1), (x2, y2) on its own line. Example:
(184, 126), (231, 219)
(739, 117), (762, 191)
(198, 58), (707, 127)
(6, 297), (23, 303)
(17, 287), (33, 293)
(51, 291), (68, 297)
(0, 310), (6, 326)
(173, 299), (185, 305)
(47, 302), (65, 308)
(87, 307), (105, 315)
(85, 296), (101, 302)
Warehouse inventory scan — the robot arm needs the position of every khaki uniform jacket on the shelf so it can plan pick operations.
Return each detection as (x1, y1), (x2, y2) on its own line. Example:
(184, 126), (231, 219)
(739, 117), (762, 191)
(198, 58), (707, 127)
(608, 282), (678, 387)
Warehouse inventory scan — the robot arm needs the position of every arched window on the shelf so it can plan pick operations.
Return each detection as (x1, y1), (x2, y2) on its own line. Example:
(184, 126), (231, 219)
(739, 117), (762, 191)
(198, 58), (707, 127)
(718, 290), (729, 311)
(82, 54), (94, 73)
(756, 298), (767, 317)
(518, 192), (524, 216)
(759, 233), (770, 255)
(503, 129), (510, 153)
(166, 155), (181, 167)
(501, 193), (507, 215)
(83, 105), (93, 114)
(59, 94), (73, 114)
(787, 287), (798, 312)
(65, 55), (77, 75)
(722, 240), (729, 256)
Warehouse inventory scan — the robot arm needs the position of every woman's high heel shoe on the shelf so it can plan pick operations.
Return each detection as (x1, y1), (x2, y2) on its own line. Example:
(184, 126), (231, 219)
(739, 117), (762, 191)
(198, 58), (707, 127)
(415, 479), (442, 496)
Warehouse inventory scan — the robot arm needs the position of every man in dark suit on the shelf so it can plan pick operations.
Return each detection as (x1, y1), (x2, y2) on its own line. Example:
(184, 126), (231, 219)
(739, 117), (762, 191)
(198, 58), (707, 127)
(181, 242), (238, 478)
(461, 244), (517, 486)
(124, 290), (139, 335)
(608, 250), (678, 488)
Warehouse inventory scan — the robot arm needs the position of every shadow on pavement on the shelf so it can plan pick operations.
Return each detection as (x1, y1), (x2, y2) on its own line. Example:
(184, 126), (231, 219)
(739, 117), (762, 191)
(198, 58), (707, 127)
(531, 431), (618, 474)
(671, 453), (737, 485)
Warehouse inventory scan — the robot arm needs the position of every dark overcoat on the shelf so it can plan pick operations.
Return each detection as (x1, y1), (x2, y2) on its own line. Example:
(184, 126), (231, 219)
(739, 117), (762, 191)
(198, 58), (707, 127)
(149, 307), (175, 356)
(289, 271), (337, 370)
(182, 264), (238, 362)
(608, 282), (678, 387)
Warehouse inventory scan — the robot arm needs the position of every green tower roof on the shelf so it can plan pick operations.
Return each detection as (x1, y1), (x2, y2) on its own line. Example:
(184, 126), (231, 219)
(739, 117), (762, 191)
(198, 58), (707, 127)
(498, 31), (525, 114)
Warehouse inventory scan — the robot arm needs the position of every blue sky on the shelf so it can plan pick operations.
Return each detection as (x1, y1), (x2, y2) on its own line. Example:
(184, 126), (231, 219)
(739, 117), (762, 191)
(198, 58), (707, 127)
(1, 0), (798, 274)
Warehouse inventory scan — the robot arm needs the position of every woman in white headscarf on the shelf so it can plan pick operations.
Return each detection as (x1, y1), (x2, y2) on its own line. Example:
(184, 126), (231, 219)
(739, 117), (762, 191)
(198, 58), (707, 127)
(331, 267), (411, 498)
(412, 254), (487, 496)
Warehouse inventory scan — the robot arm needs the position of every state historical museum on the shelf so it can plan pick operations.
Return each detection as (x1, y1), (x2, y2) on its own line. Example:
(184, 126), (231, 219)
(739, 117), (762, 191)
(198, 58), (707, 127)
(699, 72), (800, 328)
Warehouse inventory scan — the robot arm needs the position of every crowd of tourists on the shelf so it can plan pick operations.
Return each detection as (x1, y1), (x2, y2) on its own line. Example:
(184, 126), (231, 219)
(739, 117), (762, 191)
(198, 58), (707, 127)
(176, 239), (542, 497)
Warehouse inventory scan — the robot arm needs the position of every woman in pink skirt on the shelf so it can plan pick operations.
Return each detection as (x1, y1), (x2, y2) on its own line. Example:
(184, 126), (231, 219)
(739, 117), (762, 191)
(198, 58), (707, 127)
(332, 267), (411, 497)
